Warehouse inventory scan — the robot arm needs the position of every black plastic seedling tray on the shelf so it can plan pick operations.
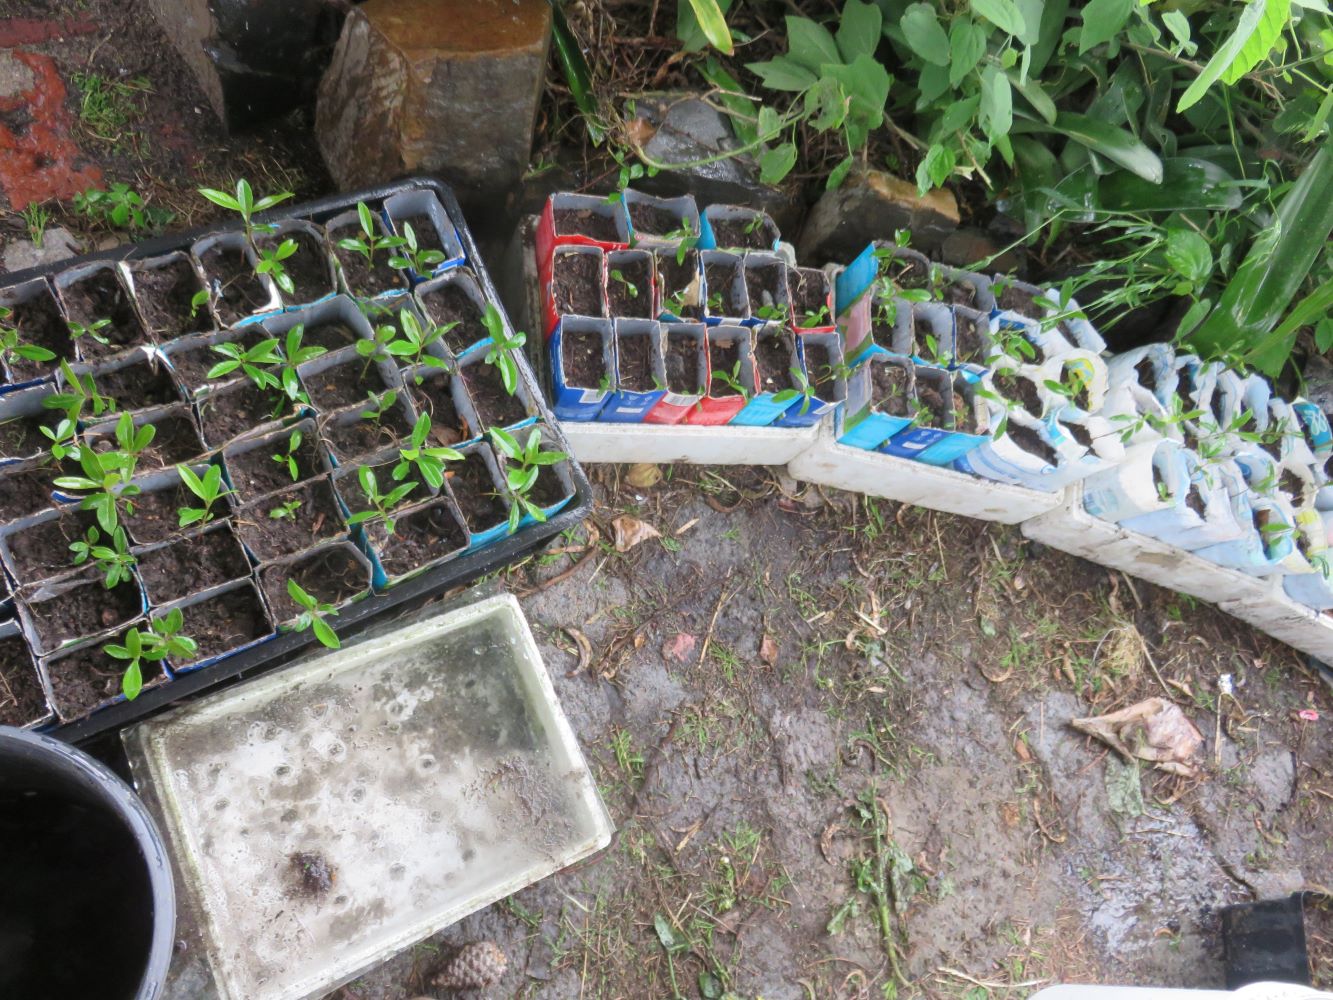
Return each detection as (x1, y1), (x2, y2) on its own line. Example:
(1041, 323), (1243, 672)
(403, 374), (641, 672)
(0, 178), (591, 744)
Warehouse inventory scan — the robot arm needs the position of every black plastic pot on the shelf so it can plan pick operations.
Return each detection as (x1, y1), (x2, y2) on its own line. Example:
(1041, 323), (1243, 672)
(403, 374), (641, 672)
(0, 726), (175, 999)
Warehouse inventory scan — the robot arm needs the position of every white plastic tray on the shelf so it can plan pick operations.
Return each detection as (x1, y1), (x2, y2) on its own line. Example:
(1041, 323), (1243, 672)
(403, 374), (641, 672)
(564, 419), (819, 465)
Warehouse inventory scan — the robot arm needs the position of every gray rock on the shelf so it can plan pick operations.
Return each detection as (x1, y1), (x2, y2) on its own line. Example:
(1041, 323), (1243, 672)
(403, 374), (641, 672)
(1250, 748), (1294, 815)
(797, 168), (959, 265)
(2, 227), (81, 273)
(316, 0), (550, 200)
(1302, 352), (1333, 415)
(941, 226), (1025, 275)
(0, 50), (35, 100)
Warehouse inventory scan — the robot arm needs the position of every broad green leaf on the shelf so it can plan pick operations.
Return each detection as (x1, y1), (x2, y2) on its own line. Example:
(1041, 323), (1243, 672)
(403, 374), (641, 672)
(827, 154), (855, 190)
(1030, 0), (1069, 73)
(550, 0), (597, 121)
(836, 0), (882, 62)
(1161, 10), (1195, 54)
(1099, 157), (1241, 212)
(823, 54), (891, 129)
(1221, 0), (1290, 83)
(949, 19), (987, 86)
(901, 4), (951, 65)
(803, 76), (846, 131)
(757, 105), (783, 140)
(1013, 112), (1162, 182)
(1164, 228), (1213, 286)
(785, 15), (840, 73)
(746, 55), (817, 92)
(760, 142), (798, 185)
(1176, 0), (1290, 111)
(916, 143), (957, 192)
(1244, 283), (1333, 371)
(1007, 71), (1056, 123)
(979, 65), (1013, 141)
(684, 0), (733, 54)
(1079, 0), (1132, 53)
(970, 0), (1027, 37)
(198, 187), (241, 211)
(698, 58), (758, 144)
(1014, 0), (1044, 45)
(122, 661), (143, 701)
(312, 617), (341, 649)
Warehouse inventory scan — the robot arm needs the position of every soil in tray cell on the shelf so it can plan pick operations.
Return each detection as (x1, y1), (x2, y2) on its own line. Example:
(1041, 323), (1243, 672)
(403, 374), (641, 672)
(561, 329), (608, 389)
(1063, 419), (1091, 449)
(0, 633), (46, 726)
(92, 358), (181, 412)
(916, 380), (951, 428)
(789, 268), (830, 325)
(463, 360), (529, 430)
(122, 478), (220, 546)
(526, 462), (571, 510)
(606, 255), (653, 319)
(365, 501), (466, 579)
(336, 458), (426, 519)
(137, 524), (251, 606)
(448, 449), (509, 535)
(132, 258), (213, 338)
(297, 320), (359, 353)
(707, 338), (742, 397)
(664, 331), (703, 394)
(419, 280), (485, 353)
(553, 206), (620, 243)
(228, 428), (322, 501)
(551, 251), (603, 318)
(704, 258), (741, 316)
(60, 268), (148, 360)
(616, 334), (657, 392)
(887, 255), (928, 290)
(744, 261), (787, 318)
(396, 214), (448, 254)
(26, 575), (141, 650)
(164, 328), (269, 393)
(653, 249), (702, 319)
(870, 294), (899, 350)
(199, 243), (271, 326)
(1135, 357), (1157, 392)
(752, 333), (795, 396)
(331, 227), (401, 297)
(260, 545), (368, 621)
(197, 380), (292, 448)
(940, 278), (977, 308)
(627, 200), (684, 239)
(952, 390), (980, 435)
(997, 283), (1043, 319)
(256, 230), (333, 304)
(408, 371), (471, 445)
(6, 509), (96, 585)
(175, 585), (271, 665)
(45, 640), (165, 720)
(86, 412), (206, 470)
(954, 314), (989, 364)
(302, 359), (393, 413)
(708, 215), (773, 250)
(322, 403), (414, 463)
(234, 477), (344, 561)
(804, 343), (836, 397)
(991, 371), (1043, 418)
(1009, 422), (1057, 465)
(872, 363), (912, 418)
(0, 463), (57, 521)
(0, 410), (61, 460)
(6, 290), (75, 382)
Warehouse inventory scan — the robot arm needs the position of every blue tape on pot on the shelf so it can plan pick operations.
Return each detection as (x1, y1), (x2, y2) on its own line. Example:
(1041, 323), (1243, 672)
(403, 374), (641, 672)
(0, 373), (52, 396)
(773, 396), (836, 428)
(880, 424), (950, 460)
(914, 429), (987, 466)
(1293, 400), (1333, 454)
(730, 392), (793, 427)
(282, 290), (338, 314)
(549, 326), (610, 421)
(839, 411), (914, 451)
(600, 387), (666, 422)
(696, 212), (719, 251)
(467, 519), (511, 551)
(835, 244), (877, 316)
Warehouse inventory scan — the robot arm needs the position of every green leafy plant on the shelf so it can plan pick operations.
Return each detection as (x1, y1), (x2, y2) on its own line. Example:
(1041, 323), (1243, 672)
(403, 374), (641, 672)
(189, 288), (210, 319)
(176, 464), (232, 527)
(107, 609), (196, 700)
(772, 365), (818, 415)
(269, 497), (303, 521)
(207, 336), (283, 388)
(347, 465), (417, 534)
(387, 221), (446, 275)
(481, 304), (526, 395)
(256, 237), (299, 296)
(43, 360), (112, 429)
(711, 360), (751, 399)
(336, 202), (404, 269)
(609, 268), (640, 299)
(53, 446), (140, 533)
(197, 179), (293, 245)
(286, 578), (340, 649)
(21, 202), (48, 248)
(393, 412), (463, 489)
(488, 426), (568, 532)
(273, 325), (326, 408)
(273, 429), (304, 482)
(67, 317), (112, 347)
(69, 525), (135, 589)
(73, 183), (172, 231)
(800, 303), (831, 327)
(360, 388), (400, 424)
(358, 308), (455, 381)
(0, 305), (56, 370)
(753, 302), (790, 323)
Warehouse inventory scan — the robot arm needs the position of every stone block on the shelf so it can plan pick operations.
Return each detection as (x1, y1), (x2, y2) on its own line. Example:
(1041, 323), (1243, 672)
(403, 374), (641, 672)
(797, 168), (959, 266)
(316, 0), (550, 200)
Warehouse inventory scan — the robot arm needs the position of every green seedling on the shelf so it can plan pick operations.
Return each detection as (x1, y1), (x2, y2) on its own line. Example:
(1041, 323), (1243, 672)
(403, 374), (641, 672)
(256, 237), (298, 295)
(40, 415), (81, 462)
(358, 308), (455, 382)
(0, 305), (56, 370)
(43, 360), (112, 426)
(666, 222), (699, 265)
(189, 288), (210, 319)
(197, 178), (293, 245)
(360, 388), (399, 424)
(347, 464), (417, 534)
(800, 304), (831, 327)
(208, 336), (283, 389)
(754, 302), (789, 322)
(488, 425), (567, 532)
(68, 317), (112, 346)
(711, 360), (751, 399)
(69, 525), (135, 589)
(481, 304), (526, 396)
(609, 268), (639, 299)
(273, 429), (303, 481)
(112, 410), (156, 462)
(286, 578), (340, 649)
(336, 201), (404, 270)
(21, 202), (49, 248)
(393, 412), (462, 489)
(273, 325), (326, 407)
(269, 498), (303, 521)
(706, 291), (725, 314)
(177, 464), (232, 527)
(772, 365), (817, 415)
(53, 446), (140, 533)
(74, 183), (171, 231)
(387, 221), (445, 275)
(107, 608), (196, 700)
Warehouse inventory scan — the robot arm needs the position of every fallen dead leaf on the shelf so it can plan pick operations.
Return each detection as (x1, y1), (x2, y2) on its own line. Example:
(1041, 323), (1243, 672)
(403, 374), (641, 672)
(612, 515), (661, 552)
(563, 627), (591, 674)
(759, 635), (779, 666)
(626, 463), (662, 489)
(663, 633), (696, 664)
(1014, 737), (1032, 763)
(999, 801), (1020, 829)
(1071, 697), (1203, 776)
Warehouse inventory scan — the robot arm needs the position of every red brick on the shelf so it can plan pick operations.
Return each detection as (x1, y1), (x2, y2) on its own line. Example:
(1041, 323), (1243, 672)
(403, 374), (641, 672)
(0, 51), (101, 208)
(0, 17), (98, 48)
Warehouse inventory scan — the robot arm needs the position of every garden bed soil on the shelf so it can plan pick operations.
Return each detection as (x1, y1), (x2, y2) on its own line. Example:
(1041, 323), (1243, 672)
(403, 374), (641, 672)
(259, 545), (369, 622)
(332, 239), (401, 298)
(872, 363), (912, 418)
(7, 288), (75, 380)
(197, 380), (291, 447)
(227, 430), (322, 501)
(653, 250), (702, 319)
(992, 371), (1044, 418)
(234, 477), (344, 561)
(44, 641), (164, 721)
(0, 412), (59, 460)
(136, 524), (251, 606)
(1009, 423), (1057, 465)
(752, 333), (794, 395)
(561, 329), (608, 389)
(627, 201), (682, 239)
(123, 478), (219, 546)
(743, 260), (786, 318)
(954, 315), (989, 364)
(447, 449), (508, 534)
(998, 283), (1043, 318)
(87, 412), (206, 469)
(25, 574), (141, 650)
(606, 255), (653, 318)
(5, 509), (95, 584)
(616, 334), (656, 392)
(199, 244), (271, 326)
(302, 359), (392, 413)
(0, 464), (56, 520)
(132, 258), (213, 338)
(420, 280), (486, 353)
(551, 252), (603, 318)
(789, 267), (830, 325)
(463, 361), (530, 429)
(321, 406), (413, 464)
(0, 633), (46, 726)
(553, 206), (619, 243)
(93, 358), (180, 412)
(664, 331), (703, 394)
(365, 501), (467, 579)
(61, 268), (148, 360)
(707, 339), (742, 397)
(257, 231), (334, 304)
(708, 215), (774, 250)
(175, 585), (271, 665)
(704, 259), (741, 316)
(299, 320), (359, 353)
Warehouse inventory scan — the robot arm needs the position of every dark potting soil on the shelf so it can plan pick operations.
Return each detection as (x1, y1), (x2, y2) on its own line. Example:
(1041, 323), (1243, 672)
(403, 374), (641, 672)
(0, 780), (157, 998)
(998, 283), (1042, 318)
(227, 429), (322, 501)
(1261, 433), (1284, 461)
(628, 201), (683, 238)
(954, 315), (989, 364)
(941, 280), (977, 308)
(1135, 357), (1157, 392)
(1185, 486), (1207, 517)
(93, 358), (181, 412)
(178, 585), (272, 665)
(870, 295), (899, 349)
(872, 363), (912, 418)
(0, 463), (56, 521)
(463, 360), (529, 429)
(752, 333), (794, 395)
(448, 449), (509, 534)
(1008, 423), (1057, 465)
(334, 458), (425, 518)
(122, 479), (218, 547)
(396, 213), (446, 253)
(87, 411), (206, 470)
(407, 372), (470, 445)
(804, 343), (836, 396)
(5, 508), (94, 585)
(331, 239), (402, 298)
(235, 477), (344, 561)
(664, 331), (703, 394)
(320, 405), (413, 464)
(606, 254), (653, 319)
(616, 334), (657, 392)
(953, 391), (979, 435)
(551, 251), (603, 318)
(0, 412), (58, 460)
(43, 639), (165, 719)
(789, 267), (831, 325)
(707, 339), (742, 397)
(136, 523), (251, 606)
(366, 500), (467, 579)
(163, 328), (267, 393)
(420, 280), (485, 353)
(889, 257), (928, 290)
(300, 321), (359, 354)
(704, 259), (741, 316)
(653, 249), (703, 319)
(1279, 470), (1304, 500)
(553, 206), (620, 243)
(744, 261), (787, 318)
(7, 287), (75, 380)
(561, 329), (608, 388)
(199, 244), (271, 326)
(992, 372), (1043, 418)
(1064, 420), (1092, 449)
(708, 215), (775, 251)
(26, 574), (141, 650)
(916, 382), (950, 428)
(526, 462), (571, 510)
(0, 633), (45, 725)
(131, 257), (213, 338)
(60, 267), (148, 360)
(260, 545), (368, 622)
(197, 380), (291, 448)
(302, 359), (392, 412)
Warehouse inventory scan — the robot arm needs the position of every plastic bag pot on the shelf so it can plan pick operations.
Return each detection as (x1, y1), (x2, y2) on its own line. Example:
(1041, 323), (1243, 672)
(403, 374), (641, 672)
(382, 188), (467, 279)
(839, 353), (916, 450)
(0, 277), (76, 390)
(683, 325), (753, 425)
(1195, 495), (1300, 576)
(991, 277), (1105, 355)
(550, 316), (614, 421)
(773, 330), (842, 429)
(953, 411), (1101, 492)
(929, 262), (996, 314)
(0, 725), (176, 999)
(1263, 398), (1319, 468)
(1082, 439), (1189, 523)
(698, 204), (780, 252)
(1043, 350), (1109, 421)
(601, 319), (666, 423)
(1107, 343), (1178, 409)
(788, 265), (836, 333)
(620, 189), (699, 248)
(1292, 397), (1332, 462)
(646, 322), (707, 425)
(1120, 450), (1246, 550)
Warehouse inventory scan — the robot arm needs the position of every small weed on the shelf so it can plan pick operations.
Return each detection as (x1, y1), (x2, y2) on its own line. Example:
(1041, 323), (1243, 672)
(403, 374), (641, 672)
(20, 202), (48, 247)
(73, 73), (150, 147)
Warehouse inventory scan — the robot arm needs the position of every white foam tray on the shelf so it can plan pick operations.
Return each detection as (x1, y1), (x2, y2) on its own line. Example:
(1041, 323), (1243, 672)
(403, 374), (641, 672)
(564, 419), (819, 465)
